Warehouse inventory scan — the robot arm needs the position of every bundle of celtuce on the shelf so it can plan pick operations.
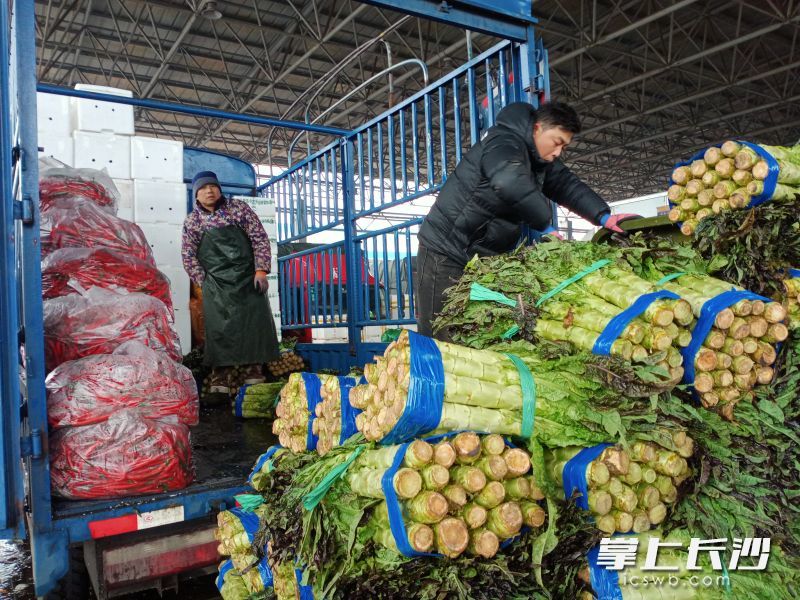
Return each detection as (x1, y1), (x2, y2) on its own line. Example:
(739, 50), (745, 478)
(46, 341), (199, 429)
(312, 375), (360, 456)
(661, 274), (786, 412)
(784, 272), (800, 327)
(345, 434), (545, 559)
(267, 351), (305, 378)
(273, 372), (330, 452)
(434, 242), (693, 377)
(215, 506), (267, 573)
(233, 382), (284, 419)
(216, 558), (273, 600)
(547, 441), (692, 535)
(350, 331), (682, 446)
(668, 140), (800, 235)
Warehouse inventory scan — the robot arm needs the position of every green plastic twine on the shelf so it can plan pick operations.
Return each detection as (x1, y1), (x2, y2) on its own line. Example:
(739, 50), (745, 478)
(655, 272), (687, 286)
(234, 494), (265, 513)
(501, 325), (520, 340)
(302, 445), (365, 511)
(470, 282), (517, 307)
(535, 259), (611, 307)
(721, 562), (733, 596)
(504, 353), (536, 439)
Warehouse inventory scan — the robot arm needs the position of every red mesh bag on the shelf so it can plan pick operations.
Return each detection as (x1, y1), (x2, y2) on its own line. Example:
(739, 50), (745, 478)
(42, 247), (173, 316)
(43, 286), (181, 371)
(40, 197), (154, 264)
(50, 411), (195, 500)
(46, 341), (199, 430)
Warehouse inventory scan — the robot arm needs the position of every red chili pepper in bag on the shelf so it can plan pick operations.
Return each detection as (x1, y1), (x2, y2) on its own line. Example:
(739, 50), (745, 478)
(42, 247), (173, 316)
(43, 287), (181, 371)
(46, 341), (198, 429)
(40, 197), (155, 264)
(50, 411), (195, 500)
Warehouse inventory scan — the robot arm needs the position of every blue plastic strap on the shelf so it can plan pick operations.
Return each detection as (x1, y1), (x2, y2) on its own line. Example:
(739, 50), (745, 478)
(655, 272), (686, 286)
(503, 353), (536, 439)
(562, 443), (613, 510)
(587, 545), (623, 600)
(295, 568), (314, 600)
(338, 376), (361, 444)
(215, 559), (234, 591)
(257, 557), (273, 588)
(382, 442), (443, 558)
(789, 268), (800, 278)
(301, 372), (322, 451)
(229, 507), (260, 543)
(739, 141), (778, 206)
(247, 445), (283, 485)
(234, 385), (248, 418)
(593, 290), (680, 355)
(381, 331), (445, 445)
(536, 260), (611, 307)
(681, 290), (771, 386)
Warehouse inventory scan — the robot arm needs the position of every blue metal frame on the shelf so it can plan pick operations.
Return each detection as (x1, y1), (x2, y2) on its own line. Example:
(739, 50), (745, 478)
(0, 0), (26, 541)
(37, 83), (350, 137)
(1, 0), (547, 594)
(264, 31), (549, 368)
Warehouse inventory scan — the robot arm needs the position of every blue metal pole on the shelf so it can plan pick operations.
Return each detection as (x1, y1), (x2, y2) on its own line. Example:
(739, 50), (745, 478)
(342, 140), (360, 363)
(36, 83), (351, 136)
(0, 0), (25, 540)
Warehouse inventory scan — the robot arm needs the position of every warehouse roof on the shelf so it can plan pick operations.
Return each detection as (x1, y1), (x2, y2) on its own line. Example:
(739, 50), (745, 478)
(35, 0), (800, 200)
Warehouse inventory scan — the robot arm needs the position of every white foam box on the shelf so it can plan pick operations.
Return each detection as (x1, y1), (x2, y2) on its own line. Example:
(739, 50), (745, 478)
(159, 265), (190, 308)
(130, 136), (184, 182)
(37, 93), (73, 137)
(273, 317), (282, 342)
(312, 327), (349, 342)
(73, 84), (135, 135)
(138, 223), (183, 266)
(38, 134), (74, 166)
(173, 306), (191, 355)
(116, 205), (135, 222)
(112, 178), (134, 210)
(133, 180), (187, 224)
(361, 325), (384, 342)
(73, 131), (131, 179)
(235, 196), (277, 218)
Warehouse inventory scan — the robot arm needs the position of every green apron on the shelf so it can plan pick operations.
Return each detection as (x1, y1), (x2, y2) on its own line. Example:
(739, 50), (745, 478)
(198, 225), (279, 367)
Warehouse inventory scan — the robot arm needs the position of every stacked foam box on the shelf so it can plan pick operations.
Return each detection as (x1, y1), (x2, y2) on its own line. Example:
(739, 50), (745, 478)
(132, 142), (187, 354)
(234, 196), (281, 342)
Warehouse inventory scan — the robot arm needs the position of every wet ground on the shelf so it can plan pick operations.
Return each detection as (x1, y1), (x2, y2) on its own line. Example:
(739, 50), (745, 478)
(2, 405), (275, 600)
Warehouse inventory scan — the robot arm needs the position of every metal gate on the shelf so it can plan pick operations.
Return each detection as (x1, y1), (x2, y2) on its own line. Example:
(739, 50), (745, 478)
(261, 37), (549, 369)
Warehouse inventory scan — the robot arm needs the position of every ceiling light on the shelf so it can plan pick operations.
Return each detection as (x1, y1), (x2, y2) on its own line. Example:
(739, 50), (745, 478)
(200, 0), (222, 20)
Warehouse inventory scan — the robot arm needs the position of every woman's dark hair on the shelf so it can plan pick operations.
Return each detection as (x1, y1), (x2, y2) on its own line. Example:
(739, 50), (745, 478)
(535, 102), (582, 134)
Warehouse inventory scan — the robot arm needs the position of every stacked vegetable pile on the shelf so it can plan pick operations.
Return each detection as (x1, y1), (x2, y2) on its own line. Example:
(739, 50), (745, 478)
(233, 382), (284, 419)
(434, 241), (692, 382)
(350, 331), (683, 446)
(668, 141), (800, 235)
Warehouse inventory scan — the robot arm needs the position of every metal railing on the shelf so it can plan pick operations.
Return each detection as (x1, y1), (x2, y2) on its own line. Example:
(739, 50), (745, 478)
(261, 39), (543, 357)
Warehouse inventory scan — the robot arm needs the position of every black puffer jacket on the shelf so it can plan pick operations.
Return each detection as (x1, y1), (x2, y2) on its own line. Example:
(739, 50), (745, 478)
(418, 102), (610, 266)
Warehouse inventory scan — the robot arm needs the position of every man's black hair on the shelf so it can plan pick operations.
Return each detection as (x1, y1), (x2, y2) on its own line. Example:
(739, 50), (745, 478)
(535, 101), (581, 134)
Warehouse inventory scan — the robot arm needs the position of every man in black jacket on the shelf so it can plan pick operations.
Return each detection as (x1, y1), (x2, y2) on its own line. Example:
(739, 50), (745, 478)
(416, 101), (636, 339)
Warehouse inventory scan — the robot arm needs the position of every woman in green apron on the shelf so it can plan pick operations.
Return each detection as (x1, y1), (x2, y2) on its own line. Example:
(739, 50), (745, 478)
(181, 171), (279, 394)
